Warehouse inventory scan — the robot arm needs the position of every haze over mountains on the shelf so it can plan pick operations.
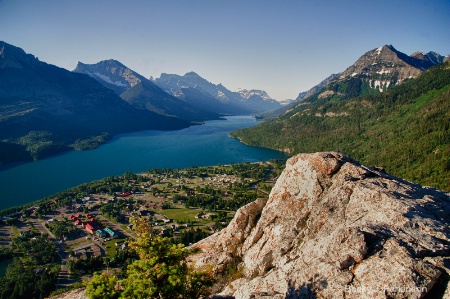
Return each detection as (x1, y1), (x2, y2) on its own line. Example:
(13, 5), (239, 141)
(152, 71), (281, 114)
(74, 61), (281, 117)
(74, 60), (219, 121)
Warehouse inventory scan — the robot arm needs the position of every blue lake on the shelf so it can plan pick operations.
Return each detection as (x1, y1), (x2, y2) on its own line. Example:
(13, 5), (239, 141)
(0, 258), (12, 276)
(0, 116), (287, 210)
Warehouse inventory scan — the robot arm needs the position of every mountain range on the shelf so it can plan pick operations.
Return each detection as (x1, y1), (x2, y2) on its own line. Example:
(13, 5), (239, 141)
(0, 41), (193, 164)
(74, 60), (219, 121)
(231, 45), (450, 190)
(153, 72), (281, 114)
(1, 41), (448, 172)
(0, 41), (284, 165)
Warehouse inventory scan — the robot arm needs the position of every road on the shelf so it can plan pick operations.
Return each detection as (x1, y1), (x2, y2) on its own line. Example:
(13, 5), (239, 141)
(28, 217), (80, 289)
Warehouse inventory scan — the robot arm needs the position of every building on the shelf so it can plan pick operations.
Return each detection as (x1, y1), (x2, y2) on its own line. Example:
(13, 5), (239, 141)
(85, 223), (95, 234)
(104, 227), (116, 238)
(96, 229), (106, 238)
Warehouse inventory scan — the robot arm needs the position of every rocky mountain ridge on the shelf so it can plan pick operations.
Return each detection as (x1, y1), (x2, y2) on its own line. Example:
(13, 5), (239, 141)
(295, 73), (339, 102)
(73, 60), (146, 94)
(338, 45), (444, 92)
(74, 60), (219, 122)
(192, 152), (450, 299)
(291, 45), (448, 105)
(153, 72), (281, 113)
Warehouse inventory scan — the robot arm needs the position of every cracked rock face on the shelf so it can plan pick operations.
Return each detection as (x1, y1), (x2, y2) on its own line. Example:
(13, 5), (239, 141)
(192, 152), (450, 299)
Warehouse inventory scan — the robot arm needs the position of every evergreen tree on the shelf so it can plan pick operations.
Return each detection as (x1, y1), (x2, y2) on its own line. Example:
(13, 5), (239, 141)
(86, 217), (214, 299)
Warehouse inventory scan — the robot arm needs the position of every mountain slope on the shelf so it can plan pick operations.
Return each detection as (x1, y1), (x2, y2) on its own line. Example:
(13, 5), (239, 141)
(295, 73), (340, 101)
(290, 45), (446, 109)
(120, 80), (219, 121)
(74, 61), (219, 122)
(175, 86), (249, 115)
(153, 72), (281, 114)
(0, 41), (190, 164)
(231, 61), (450, 190)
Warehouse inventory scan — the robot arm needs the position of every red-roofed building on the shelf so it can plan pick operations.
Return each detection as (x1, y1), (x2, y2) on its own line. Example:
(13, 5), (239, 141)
(84, 220), (103, 234)
(85, 223), (95, 234)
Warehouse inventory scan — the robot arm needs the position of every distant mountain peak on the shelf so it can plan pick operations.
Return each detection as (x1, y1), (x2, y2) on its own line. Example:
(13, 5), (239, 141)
(153, 71), (280, 114)
(237, 89), (274, 101)
(184, 71), (201, 77)
(74, 60), (146, 94)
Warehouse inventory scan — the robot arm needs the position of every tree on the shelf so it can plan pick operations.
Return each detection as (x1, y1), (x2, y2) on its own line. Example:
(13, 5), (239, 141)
(86, 217), (215, 299)
(86, 273), (120, 299)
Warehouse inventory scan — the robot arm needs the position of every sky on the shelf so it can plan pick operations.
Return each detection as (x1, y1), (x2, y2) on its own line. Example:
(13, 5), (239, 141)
(1, 0), (449, 101)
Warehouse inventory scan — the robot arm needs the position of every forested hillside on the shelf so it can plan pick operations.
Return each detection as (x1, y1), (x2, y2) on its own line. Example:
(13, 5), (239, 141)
(231, 62), (450, 190)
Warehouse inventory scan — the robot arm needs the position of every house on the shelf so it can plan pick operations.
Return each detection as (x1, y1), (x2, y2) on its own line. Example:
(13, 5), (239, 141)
(195, 212), (205, 219)
(85, 223), (95, 234)
(104, 227), (116, 238)
(96, 229), (106, 238)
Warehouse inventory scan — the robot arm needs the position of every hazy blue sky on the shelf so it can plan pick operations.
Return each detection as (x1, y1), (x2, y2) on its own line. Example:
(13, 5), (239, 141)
(1, 0), (449, 100)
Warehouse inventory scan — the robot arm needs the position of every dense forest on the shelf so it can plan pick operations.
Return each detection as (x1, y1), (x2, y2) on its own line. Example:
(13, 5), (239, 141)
(231, 62), (450, 190)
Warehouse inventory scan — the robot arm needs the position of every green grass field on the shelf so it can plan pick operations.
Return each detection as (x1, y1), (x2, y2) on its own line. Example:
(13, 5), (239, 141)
(157, 207), (209, 224)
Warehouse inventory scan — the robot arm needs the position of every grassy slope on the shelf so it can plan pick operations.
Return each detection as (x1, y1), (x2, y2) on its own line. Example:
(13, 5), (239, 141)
(231, 63), (450, 190)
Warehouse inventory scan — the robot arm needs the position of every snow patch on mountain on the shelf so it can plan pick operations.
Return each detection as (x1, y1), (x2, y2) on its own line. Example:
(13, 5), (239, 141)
(93, 72), (128, 87)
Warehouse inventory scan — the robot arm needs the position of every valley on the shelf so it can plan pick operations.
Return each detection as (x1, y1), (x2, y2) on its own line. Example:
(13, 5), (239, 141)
(0, 116), (288, 210)
(0, 38), (449, 299)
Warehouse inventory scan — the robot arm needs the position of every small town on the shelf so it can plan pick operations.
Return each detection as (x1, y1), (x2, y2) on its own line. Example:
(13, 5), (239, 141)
(0, 160), (285, 297)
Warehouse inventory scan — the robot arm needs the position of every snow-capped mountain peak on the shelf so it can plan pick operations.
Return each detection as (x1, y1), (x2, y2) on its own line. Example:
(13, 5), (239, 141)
(237, 89), (274, 101)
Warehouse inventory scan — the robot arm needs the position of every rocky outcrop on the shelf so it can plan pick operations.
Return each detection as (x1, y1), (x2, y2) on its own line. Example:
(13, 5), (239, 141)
(50, 288), (87, 299)
(192, 152), (450, 299)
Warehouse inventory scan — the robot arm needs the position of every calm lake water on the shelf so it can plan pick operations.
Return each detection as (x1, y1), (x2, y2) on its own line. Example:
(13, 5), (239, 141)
(0, 258), (12, 276)
(0, 116), (287, 210)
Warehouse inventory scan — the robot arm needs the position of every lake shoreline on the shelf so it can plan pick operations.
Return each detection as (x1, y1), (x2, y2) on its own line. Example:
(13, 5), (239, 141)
(0, 116), (287, 210)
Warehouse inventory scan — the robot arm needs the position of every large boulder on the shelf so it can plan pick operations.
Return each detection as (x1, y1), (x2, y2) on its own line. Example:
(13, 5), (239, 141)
(192, 152), (450, 299)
